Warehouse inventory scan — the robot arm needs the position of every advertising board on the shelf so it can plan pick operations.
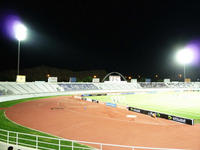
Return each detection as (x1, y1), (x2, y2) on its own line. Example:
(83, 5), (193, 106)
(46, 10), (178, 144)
(106, 102), (117, 107)
(69, 77), (76, 82)
(92, 78), (100, 83)
(131, 79), (137, 83)
(145, 78), (151, 82)
(128, 107), (193, 125)
(16, 75), (26, 83)
(164, 79), (170, 83)
(48, 77), (58, 83)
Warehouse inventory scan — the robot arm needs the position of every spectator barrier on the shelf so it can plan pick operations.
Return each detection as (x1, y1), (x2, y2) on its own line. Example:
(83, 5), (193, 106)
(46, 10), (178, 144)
(0, 129), (185, 150)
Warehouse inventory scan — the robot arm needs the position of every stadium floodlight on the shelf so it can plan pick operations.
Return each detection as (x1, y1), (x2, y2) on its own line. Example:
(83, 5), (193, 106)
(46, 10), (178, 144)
(176, 48), (194, 80)
(13, 22), (27, 75)
(14, 23), (27, 41)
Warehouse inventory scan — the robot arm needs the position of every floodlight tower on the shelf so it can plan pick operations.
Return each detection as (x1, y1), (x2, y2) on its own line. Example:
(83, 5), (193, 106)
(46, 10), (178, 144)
(14, 23), (27, 75)
(176, 48), (194, 81)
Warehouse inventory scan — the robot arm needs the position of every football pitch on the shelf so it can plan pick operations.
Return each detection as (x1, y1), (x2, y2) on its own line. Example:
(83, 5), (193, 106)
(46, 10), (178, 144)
(87, 91), (200, 123)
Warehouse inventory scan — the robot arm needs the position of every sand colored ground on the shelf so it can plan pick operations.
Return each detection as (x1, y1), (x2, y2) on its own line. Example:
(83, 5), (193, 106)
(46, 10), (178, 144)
(4, 96), (200, 150)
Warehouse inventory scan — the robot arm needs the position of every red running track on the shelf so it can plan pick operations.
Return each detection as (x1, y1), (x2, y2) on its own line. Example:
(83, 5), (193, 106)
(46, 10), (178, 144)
(4, 96), (200, 150)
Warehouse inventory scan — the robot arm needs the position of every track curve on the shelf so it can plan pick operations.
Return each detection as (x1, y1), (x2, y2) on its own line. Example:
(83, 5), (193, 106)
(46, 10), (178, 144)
(5, 96), (200, 150)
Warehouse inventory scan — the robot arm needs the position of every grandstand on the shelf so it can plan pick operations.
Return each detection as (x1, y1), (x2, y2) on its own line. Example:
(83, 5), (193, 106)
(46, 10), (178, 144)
(0, 81), (200, 96)
(94, 82), (141, 90)
(59, 83), (99, 91)
(139, 82), (168, 88)
(165, 82), (200, 89)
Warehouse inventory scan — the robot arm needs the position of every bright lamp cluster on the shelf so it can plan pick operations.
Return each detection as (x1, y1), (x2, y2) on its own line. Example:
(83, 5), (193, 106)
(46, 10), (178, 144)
(13, 22), (27, 41)
(176, 48), (194, 65)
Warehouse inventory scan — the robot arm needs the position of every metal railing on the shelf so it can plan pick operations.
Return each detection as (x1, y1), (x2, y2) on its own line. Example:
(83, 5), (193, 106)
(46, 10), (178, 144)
(0, 129), (185, 150)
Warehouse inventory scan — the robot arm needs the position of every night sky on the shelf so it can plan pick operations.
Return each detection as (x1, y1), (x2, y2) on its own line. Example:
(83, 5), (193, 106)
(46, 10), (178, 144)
(1, 1), (200, 79)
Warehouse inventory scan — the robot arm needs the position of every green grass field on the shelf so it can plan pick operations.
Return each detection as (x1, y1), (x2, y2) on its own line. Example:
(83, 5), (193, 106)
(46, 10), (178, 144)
(0, 96), (91, 150)
(87, 91), (200, 123)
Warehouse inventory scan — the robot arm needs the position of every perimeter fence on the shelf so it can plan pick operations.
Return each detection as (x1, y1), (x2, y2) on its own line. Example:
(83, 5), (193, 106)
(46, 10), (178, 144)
(0, 129), (185, 150)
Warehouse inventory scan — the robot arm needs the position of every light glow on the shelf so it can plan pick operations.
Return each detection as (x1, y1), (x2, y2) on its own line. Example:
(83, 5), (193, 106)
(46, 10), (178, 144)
(176, 48), (194, 65)
(13, 22), (27, 41)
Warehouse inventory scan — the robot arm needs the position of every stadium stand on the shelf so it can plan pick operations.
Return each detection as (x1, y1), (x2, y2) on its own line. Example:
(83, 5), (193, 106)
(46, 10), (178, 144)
(59, 83), (99, 91)
(0, 86), (7, 96)
(0, 90), (4, 96)
(28, 83), (45, 93)
(139, 82), (168, 88)
(1, 81), (200, 97)
(94, 82), (141, 90)
(165, 82), (200, 89)
(0, 82), (21, 95)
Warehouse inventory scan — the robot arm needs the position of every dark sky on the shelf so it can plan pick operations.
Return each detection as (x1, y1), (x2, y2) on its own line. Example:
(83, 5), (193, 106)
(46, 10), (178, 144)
(1, 1), (200, 79)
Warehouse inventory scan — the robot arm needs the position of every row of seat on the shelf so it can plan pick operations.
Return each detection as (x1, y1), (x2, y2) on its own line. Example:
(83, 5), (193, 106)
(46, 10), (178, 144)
(59, 83), (99, 91)
(94, 83), (141, 90)
(165, 82), (200, 88)
(138, 82), (200, 89)
(1, 82), (200, 96)
(0, 82), (62, 95)
(139, 82), (168, 88)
